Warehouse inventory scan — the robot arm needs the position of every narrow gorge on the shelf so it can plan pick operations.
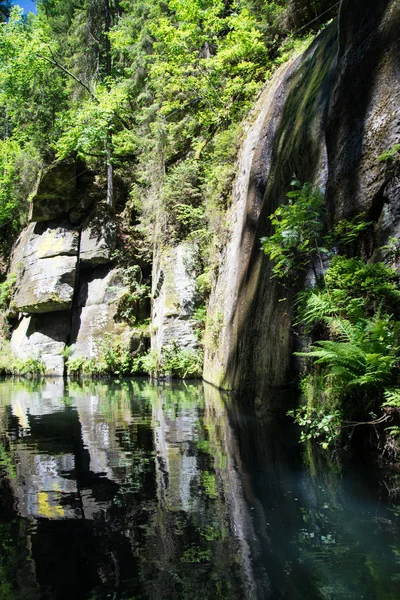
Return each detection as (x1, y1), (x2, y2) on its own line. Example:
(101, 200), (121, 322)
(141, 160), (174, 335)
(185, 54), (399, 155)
(1, 1), (400, 598)
(4, 0), (399, 404)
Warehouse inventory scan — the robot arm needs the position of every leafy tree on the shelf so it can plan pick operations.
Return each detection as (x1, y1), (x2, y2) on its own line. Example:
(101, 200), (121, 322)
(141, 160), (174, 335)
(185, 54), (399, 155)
(0, 1), (11, 23)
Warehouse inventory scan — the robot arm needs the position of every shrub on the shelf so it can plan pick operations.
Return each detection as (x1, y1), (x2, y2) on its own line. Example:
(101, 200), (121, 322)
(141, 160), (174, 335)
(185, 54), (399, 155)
(261, 179), (325, 279)
(0, 274), (16, 310)
(138, 343), (204, 379)
(162, 343), (204, 379)
(0, 341), (45, 378)
(262, 180), (400, 450)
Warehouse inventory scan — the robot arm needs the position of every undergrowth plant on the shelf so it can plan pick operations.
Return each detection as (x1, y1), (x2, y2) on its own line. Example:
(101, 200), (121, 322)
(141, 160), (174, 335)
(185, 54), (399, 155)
(261, 179), (325, 280)
(262, 180), (400, 450)
(66, 338), (203, 380)
(0, 341), (45, 378)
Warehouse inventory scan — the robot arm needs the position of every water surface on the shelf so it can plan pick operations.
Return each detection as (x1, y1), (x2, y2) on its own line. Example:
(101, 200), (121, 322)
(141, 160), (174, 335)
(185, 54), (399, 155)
(0, 378), (399, 599)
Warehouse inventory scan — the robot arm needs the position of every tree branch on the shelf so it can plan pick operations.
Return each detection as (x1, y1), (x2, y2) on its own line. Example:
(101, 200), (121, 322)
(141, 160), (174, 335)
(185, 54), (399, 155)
(37, 50), (98, 103)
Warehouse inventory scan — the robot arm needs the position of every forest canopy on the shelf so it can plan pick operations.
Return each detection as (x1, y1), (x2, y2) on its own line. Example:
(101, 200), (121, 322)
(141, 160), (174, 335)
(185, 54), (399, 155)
(0, 0), (338, 266)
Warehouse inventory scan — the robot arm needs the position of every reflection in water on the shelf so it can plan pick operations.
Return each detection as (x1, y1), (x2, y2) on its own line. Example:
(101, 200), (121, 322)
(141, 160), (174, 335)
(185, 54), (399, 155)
(0, 378), (399, 599)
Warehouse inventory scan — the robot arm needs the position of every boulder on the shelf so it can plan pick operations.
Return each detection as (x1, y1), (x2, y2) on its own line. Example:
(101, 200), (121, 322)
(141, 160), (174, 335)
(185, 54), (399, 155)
(151, 242), (199, 353)
(10, 313), (70, 376)
(10, 222), (79, 314)
(79, 211), (117, 265)
(71, 266), (135, 357)
(29, 161), (77, 222)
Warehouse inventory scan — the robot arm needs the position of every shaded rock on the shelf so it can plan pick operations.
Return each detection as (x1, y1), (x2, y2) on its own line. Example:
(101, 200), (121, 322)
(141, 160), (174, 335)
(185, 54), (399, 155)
(10, 222), (79, 314)
(29, 161), (77, 222)
(151, 242), (199, 353)
(70, 172), (104, 224)
(10, 313), (70, 376)
(71, 266), (134, 357)
(204, 25), (338, 394)
(80, 211), (117, 265)
(326, 0), (400, 221)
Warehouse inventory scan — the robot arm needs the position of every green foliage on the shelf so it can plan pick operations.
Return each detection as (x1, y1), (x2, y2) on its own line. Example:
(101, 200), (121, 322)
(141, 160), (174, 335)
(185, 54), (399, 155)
(383, 388), (400, 409)
(0, 7), (67, 150)
(196, 270), (212, 297)
(66, 337), (203, 380)
(297, 256), (400, 327)
(11, 355), (46, 377)
(297, 316), (400, 393)
(66, 355), (87, 375)
(194, 304), (207, 341)
(161, 159), (204, 240)
(202, 123), (241, 212)
(378, 144), (400, 163)
(272, 182), (400, 450)
(293, 259), (400, 448)
(325, 214), (372, 249)
(0, 1), (12, 22)
(67, 336), (147, 378)
(293, 256), (400, 449)
(0, 274), (16, 310)
(0, 341), (45, 377)
(162, 342), (204, 379)
(137, 343), (204, 379)
(261, 179), (325, 279)
(288, 404), (342, 449)
(116, 265), (150, 326)
(201, 471), (218, 499)
(381, 237), (400, 265)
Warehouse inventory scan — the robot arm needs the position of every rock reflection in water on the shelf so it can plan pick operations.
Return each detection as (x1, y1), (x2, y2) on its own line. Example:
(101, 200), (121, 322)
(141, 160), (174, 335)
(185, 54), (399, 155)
(0, 379), (263, 599)
(0, 379), (399, 600)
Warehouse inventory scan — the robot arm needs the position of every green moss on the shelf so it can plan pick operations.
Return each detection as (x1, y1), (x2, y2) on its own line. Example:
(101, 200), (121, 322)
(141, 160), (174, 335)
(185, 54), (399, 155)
(264, 23), (338, 212)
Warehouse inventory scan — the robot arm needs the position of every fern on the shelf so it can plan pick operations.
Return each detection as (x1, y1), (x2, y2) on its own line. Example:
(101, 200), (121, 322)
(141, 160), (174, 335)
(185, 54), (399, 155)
(297, 316), (399, 393)
(383, 389), (400, 408)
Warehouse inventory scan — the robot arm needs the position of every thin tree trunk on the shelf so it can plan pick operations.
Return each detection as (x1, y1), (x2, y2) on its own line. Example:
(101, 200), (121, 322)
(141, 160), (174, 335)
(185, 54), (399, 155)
(104, 0), (114, 211)
(106, 137), (114, 210)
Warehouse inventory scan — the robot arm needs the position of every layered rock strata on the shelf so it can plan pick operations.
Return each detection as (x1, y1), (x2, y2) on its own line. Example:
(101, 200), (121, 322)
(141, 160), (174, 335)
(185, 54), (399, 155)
(9, 165), (136, 376)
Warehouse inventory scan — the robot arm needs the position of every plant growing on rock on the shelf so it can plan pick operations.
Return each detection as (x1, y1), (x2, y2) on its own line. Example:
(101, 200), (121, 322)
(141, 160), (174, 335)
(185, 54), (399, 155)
(116, 265), (150, 326)
(0, 341), (45, 378)
(262, 180), (400, 450)
(261, 179), (325, 280)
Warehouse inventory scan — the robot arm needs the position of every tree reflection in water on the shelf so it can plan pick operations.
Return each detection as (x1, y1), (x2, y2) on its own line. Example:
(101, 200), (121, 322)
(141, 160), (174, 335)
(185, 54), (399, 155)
(0, 378), (399, 599)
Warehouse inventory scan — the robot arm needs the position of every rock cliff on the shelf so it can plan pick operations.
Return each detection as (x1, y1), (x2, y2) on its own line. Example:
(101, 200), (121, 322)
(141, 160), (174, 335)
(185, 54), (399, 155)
(204, 0), (400, 397)
(8, 167), (137, 376)
(7, 0), (400, 388)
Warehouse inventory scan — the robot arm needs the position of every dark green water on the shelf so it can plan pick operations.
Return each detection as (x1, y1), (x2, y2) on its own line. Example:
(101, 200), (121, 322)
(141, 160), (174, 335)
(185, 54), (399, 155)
(0, 379), (399, 600)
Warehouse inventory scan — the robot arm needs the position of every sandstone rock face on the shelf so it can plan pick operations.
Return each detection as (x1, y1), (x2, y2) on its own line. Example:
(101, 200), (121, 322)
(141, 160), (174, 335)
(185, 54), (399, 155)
(151, 242), (199, 353)
(204, 24), (337, 394)
(10, 222), (79, 314)
(29, 161), (77, 222)
(326, 0), (400, 222)
(10, 313), (70, 376)
(205, 0), (400, 397)
(71, 266), (133, 357)
(9, 168), (139, 373)
(80, 212), (116, 265)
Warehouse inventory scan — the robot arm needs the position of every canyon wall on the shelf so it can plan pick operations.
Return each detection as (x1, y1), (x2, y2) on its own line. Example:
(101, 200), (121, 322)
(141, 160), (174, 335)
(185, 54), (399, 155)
(204, 0), (400, 397)
(8, 167), (138, 376)
(7, 0), (400, 391)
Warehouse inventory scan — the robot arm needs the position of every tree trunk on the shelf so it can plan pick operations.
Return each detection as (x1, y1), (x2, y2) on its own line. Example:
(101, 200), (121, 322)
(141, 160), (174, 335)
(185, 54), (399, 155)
(106, 138), (114, 211)
(104, 0), (114, 211)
